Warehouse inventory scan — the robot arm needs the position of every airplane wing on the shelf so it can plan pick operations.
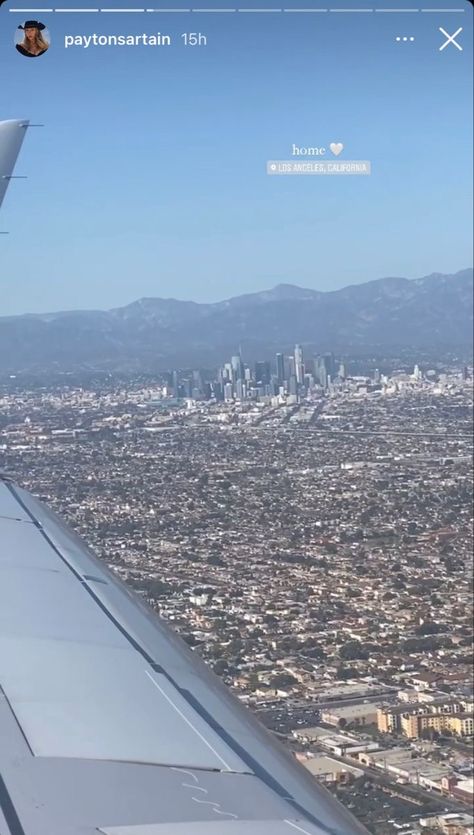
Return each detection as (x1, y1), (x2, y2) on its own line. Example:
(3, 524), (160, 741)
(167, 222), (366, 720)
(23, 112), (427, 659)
(0, 119), (29, 210)
(0, 477), (371, 835)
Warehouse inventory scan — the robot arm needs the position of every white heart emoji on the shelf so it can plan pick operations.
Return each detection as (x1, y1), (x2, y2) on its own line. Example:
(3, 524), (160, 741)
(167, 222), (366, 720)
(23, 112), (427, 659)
(330, 142), (344, 157)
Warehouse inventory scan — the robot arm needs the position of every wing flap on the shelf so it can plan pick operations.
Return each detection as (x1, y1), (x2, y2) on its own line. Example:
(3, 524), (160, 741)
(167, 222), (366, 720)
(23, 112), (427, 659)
(98, 820), (329, 834)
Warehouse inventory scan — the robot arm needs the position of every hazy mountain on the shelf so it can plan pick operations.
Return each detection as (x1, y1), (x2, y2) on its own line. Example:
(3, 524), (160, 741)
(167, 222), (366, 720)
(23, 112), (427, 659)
(0, 269), (472, 372)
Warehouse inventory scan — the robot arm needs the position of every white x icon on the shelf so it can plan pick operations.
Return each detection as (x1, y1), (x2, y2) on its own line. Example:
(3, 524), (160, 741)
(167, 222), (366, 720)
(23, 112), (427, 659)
(439, 26), (463, 51)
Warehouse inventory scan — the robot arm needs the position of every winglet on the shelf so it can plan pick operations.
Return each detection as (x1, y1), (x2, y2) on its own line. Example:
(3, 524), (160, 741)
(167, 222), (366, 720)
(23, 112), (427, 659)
(0, 119), (30, 211)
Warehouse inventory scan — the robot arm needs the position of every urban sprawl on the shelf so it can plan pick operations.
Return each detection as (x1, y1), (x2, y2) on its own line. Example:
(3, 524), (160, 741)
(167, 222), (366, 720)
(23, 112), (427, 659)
(1, 346), (473, 835)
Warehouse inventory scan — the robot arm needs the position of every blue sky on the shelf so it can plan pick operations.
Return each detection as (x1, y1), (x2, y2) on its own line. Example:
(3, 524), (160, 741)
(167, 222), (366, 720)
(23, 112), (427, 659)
(0, 0), (472, 314)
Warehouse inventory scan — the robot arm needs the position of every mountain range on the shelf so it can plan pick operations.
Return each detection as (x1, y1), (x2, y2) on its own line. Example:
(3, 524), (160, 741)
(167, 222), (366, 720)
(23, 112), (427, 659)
(0, 269), (472, 372)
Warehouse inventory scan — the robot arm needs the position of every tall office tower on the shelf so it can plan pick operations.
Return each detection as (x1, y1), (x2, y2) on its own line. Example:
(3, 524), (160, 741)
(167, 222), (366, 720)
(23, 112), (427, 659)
(244, 366), (252, 382)
(223, 362), (233, 382)
(183, 379), (192, 398)
(314, 357), (328, 390)
(314, 356), (323, 387)
(172, 370), (179, 395)
(255, 361), (271, 385)
(276, 353), (284, 383)
(374, 368), (381, 384)
(338, 363), (347, 380)
(289, 375), (298, 396)
(212, 382), (224, 401)
(294, 344), (304, 384)
(231, 355), (243, 381)
(413, 364), (422, 381)
(224, 382), (234, 401)
(288, 356), (296, 378)
(192, 370), (203, 393)
(304, 373), (314, 391)
(315, 353), (334, 389)
(323, 352), (335, 379)
(235, 379), (245, 401)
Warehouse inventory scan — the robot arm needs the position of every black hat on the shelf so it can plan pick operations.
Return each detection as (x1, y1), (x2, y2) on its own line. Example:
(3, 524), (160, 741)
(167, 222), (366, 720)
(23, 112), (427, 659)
(19, 20), (46, 29)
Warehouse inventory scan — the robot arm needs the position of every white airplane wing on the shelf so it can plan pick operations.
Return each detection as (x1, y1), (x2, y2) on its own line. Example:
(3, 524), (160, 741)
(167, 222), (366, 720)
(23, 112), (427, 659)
(0, 477), (370, 835)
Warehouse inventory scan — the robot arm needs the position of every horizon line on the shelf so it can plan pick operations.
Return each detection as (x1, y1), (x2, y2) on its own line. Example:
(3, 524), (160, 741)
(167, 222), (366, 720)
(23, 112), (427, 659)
(1, 266), (472, 320)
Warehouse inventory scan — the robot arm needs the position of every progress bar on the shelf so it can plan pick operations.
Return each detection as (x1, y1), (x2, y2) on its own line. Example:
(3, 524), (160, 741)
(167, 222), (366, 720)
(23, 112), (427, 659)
(8, 5), (467, 10)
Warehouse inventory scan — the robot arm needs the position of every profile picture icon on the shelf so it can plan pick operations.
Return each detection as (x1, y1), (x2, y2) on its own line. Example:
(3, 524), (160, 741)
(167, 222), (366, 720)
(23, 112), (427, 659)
(15, 20), (50, 57)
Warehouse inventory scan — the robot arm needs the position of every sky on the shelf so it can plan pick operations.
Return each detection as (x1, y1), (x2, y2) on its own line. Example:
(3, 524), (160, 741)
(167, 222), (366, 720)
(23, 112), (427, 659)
(0, 0), (472, 315)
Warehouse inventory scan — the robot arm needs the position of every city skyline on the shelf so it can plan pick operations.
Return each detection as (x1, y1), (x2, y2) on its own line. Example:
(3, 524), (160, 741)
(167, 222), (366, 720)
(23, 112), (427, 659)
(161, 344), (343, 402)
(112, 342), (471, 406)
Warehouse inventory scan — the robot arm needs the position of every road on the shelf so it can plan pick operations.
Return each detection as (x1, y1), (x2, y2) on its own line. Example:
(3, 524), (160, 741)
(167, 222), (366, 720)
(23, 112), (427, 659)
(334, 752), (472, 814)
(255, 425), (473, 442)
